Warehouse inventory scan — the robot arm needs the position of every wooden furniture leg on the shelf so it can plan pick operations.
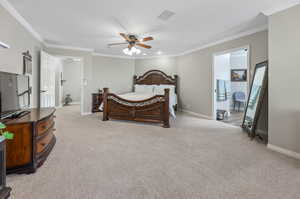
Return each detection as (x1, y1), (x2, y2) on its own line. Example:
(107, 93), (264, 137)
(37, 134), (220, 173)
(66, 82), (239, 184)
(102, 88), (109, 121)
(163, 88), (170, 128)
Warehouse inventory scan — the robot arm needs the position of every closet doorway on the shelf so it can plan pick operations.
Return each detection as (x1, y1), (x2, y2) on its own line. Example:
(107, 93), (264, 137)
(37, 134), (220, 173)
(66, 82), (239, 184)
(212, 46), (250, 127)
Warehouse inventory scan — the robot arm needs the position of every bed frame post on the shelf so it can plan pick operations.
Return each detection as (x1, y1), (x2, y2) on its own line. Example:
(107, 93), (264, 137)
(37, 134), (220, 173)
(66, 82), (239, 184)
(174, 75), (178, 94)
(163, 88), (170, 128)
(174, 75), (178, 111)
(133, 75), (137, 92)
(102, 88), (109, 121)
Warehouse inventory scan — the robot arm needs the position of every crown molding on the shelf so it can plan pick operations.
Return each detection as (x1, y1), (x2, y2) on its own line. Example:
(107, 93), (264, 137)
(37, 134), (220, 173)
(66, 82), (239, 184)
(44, 43), (94, 52)
(262, 1), (300, 16)
(176, 25), (268, 57)
(134, 54), (178, 60)
(136, 25), (267, 59)
(92, 52), (135, 59)
(0, 0), (43, 42)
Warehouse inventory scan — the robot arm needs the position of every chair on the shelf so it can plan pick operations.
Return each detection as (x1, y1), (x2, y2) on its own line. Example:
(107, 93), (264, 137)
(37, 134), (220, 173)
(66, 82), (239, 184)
(232, 92), (246, 112)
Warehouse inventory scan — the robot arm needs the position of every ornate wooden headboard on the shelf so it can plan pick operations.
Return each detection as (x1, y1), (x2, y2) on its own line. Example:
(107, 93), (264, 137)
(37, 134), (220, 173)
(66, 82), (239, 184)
(133, 70), (178, 93)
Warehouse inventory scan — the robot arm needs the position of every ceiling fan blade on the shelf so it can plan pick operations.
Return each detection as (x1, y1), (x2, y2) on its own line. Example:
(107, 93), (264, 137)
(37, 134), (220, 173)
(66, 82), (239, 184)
(107, 42), (128, 47)
(120, 33), (131, 41)
(141, 37), (153, 42)
(136, 43), (152, 49)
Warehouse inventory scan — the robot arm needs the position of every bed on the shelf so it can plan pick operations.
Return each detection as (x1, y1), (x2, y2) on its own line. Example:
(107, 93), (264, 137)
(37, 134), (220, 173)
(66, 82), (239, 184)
(102, 70), (178, 128)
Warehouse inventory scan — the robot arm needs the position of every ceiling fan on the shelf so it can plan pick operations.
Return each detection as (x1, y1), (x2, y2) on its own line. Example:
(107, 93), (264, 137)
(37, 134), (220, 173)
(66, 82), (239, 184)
(108, 33), (153, 50)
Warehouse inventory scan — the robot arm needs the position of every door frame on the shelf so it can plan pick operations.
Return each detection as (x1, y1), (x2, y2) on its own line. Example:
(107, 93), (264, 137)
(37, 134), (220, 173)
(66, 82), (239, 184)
(211, 45), (250, 120)
(58, 56), (84, 115)
(40, 51), (60, 108)
(40, 53), (84, 115)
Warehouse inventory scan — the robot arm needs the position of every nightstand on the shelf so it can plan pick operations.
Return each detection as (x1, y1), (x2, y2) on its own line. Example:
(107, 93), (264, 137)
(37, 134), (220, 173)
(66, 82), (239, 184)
(92, 93), (103, 113)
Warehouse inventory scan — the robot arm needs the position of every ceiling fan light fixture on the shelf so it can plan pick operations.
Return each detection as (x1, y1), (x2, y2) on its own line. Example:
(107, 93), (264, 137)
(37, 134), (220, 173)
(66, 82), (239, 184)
(123, 46), (141, 56)
(123, 48), (132, 56)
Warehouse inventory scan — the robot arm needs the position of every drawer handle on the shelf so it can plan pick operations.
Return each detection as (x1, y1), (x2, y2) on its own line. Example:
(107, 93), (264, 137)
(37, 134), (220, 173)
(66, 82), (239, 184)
(40, 142), (46, 146)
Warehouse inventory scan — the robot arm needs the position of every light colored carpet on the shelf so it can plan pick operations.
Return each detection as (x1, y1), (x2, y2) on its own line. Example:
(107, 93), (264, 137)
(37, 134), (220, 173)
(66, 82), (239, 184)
(7, 105), (300, 199)
(222, 111), (244, 127)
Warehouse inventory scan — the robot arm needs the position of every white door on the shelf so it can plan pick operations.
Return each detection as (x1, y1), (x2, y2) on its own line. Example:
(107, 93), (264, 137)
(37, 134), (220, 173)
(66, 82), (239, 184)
(40, 51), (57, 108)
(213, 53), (231, 119)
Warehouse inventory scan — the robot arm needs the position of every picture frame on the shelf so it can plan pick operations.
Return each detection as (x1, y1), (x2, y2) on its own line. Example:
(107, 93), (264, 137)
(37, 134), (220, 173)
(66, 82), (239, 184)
(23, 51), (32, 75)
(231, 69), (247, 82)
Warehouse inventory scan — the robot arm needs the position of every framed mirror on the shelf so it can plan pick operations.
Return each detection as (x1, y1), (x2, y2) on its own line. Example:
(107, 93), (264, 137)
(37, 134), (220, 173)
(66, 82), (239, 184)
(242, 61), (268, 137)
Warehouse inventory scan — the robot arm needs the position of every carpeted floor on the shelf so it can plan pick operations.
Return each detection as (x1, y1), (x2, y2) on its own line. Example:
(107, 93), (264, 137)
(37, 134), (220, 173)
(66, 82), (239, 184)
(222, 111), (244, 127)
(7, 105), (300, 199)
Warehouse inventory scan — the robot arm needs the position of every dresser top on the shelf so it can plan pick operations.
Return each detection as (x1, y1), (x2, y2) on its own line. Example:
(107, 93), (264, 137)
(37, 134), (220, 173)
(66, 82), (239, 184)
(4, 108), (56, 125)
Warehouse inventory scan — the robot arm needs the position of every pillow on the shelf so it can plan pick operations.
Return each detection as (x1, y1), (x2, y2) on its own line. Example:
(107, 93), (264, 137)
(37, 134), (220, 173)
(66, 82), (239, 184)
(134, 85), (154, 93)
(153, 85), (175, 96)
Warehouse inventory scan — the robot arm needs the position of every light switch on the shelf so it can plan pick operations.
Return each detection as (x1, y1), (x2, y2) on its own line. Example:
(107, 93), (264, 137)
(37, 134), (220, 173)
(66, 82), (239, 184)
(83, 79), (88, 86)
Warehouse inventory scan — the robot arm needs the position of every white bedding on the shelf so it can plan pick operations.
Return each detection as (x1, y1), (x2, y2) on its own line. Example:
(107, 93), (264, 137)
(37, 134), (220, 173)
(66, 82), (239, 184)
(100, 92), (177, 118)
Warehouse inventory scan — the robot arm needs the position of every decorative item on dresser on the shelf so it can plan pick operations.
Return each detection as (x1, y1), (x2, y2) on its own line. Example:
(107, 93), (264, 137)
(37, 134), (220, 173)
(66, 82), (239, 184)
(102, 70), (178, 128)
(3, 108), (56, 174)
(0, 137), (11, 199)
(92, 93), (103, 113)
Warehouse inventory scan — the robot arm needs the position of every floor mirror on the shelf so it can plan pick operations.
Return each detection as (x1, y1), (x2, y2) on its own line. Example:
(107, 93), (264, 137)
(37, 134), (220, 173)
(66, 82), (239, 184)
(242, 61), (268, 138)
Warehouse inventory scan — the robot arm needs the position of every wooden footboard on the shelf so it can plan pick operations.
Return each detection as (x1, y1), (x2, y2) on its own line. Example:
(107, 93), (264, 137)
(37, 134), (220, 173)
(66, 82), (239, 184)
(102, 88), (170, 128)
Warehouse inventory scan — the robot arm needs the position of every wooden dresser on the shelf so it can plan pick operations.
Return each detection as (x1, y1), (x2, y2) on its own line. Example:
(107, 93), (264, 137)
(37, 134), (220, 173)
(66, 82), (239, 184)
(4, 108), (56, 174)
(0, 137), (11, 199)
(92, 93), (103, 113)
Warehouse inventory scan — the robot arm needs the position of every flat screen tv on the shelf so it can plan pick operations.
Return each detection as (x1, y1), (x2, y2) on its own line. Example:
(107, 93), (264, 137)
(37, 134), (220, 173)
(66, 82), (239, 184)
(0, 72), (30, 119)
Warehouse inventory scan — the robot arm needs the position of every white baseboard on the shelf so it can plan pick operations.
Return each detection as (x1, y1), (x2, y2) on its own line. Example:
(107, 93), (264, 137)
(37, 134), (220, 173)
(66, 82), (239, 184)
(181, 109), (214, 120)
(81, 112), (92, 116)
(267, 144), (300, 160)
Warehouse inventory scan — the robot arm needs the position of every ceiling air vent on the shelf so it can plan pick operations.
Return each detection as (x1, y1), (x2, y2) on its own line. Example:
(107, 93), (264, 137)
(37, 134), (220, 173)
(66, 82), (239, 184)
(158, 10), (175, 21)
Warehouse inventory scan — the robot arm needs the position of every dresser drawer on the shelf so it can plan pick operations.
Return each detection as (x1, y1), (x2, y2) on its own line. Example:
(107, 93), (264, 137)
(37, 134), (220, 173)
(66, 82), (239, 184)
(37, 116), (54, 136)
(36, 131), (54, 154)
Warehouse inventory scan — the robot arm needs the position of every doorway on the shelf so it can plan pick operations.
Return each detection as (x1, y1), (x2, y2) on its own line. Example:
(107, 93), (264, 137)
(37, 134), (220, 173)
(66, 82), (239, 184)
(213, 46), (250, 127)
(61, 57), (83, 109)
(40, 51), (83, 114)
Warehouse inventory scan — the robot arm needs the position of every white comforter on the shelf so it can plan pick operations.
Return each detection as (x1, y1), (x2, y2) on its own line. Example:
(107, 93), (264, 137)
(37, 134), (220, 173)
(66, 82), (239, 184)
(100, 92), (177, 118)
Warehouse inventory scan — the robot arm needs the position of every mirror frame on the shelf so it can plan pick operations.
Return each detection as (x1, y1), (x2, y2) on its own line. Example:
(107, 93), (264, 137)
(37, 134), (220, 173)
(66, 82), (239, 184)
(242, 61), (268, 138)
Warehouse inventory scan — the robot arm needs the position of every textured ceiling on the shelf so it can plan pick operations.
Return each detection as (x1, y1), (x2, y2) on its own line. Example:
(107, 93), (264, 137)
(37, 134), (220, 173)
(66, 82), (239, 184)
(6, 0), (296, 57)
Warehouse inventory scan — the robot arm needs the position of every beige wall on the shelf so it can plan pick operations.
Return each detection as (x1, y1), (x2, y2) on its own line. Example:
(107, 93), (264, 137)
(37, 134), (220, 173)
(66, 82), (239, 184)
(62, 59), (82, 102)
(135, 57), (177, 76)
(0, 4), (42, 108)
(178, 31), (268, 117)
(268, 5), (300, 153)
(92, 56), (135, 94)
